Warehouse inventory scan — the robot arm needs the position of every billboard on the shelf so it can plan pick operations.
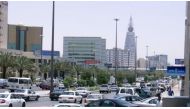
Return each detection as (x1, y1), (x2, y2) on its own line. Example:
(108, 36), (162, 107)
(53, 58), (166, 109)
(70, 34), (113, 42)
(175, 59), (184, 65)
(167, 66), (185, 76)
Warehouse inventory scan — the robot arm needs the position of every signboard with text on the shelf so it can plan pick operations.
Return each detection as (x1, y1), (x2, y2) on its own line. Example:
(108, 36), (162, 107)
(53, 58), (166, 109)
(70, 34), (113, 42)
(167, 66), (185, 76)
(175, 59), (184, 65)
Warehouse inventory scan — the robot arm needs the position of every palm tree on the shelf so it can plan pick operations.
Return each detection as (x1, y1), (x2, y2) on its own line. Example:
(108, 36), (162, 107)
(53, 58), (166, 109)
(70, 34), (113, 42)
(40, 64), (50, 80)
(0, 52), (14, 78)
(15, 56), (33, 77)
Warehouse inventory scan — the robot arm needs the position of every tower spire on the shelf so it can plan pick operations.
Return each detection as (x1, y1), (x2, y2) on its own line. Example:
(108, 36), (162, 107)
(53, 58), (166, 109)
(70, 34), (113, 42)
(128, 16), (134, 32)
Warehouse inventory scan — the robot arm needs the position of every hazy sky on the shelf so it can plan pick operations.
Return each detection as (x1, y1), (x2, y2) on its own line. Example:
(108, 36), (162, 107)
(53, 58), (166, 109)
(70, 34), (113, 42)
(8, 1), (186, 64)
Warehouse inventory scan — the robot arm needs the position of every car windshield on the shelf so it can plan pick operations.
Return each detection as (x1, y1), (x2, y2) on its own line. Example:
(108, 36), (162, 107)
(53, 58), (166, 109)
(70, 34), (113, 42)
(120, 89), (126, 93)
(126, 89), (133, 95)
(53, 89), (64, 93)
(63, 92), (74, 95)
(76, 87), (86, 90)
(101, 85), (107, 87)
(8, 78), (18, 83)
(15, 89), (25, 93)
(19, 79), (29, 84)
(87, 95), (102, 99)
(0, 94), (8, 98)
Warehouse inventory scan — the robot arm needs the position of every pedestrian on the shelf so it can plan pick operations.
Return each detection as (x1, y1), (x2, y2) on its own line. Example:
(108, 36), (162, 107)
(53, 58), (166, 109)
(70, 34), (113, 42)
(155, 91), (161, 107)
(168, 89), (174, 96)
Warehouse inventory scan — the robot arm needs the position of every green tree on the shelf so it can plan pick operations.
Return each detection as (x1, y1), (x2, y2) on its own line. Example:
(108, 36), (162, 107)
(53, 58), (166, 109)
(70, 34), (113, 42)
(15, 56), (34, 77)
(40, 64), (50, 80)
(0, 52), (14, 78)
(63, 77), (74, 88)
(96, 70), (109, 85)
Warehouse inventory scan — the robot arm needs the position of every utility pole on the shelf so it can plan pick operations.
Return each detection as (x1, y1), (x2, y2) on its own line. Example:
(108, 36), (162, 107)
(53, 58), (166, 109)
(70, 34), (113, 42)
(50, 1), (55, 94)
(135, 36), (137, 82)
(114, 18), (119, 85)
(146, 45), (149, 71)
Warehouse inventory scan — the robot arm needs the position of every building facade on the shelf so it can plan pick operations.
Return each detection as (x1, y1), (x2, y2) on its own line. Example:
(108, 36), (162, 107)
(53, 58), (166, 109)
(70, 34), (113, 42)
(106, 48), (124, 67)
(63, 37), (106, 68)
(0, 1), (8, 49)
(124, 17), (136, 68)
(137, 58), (146, 68)
(8, 24), (43, 52)
(147, 54), (168, 69)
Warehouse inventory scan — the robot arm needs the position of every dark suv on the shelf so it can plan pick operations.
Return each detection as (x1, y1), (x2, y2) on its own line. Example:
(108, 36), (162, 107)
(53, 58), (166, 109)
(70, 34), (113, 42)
(49, 89), (65, 101)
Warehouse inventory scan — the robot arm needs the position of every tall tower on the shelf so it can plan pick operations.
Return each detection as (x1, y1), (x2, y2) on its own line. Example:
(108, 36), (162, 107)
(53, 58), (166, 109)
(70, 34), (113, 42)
(124, 17), (136, 68)
(0, 1), (8, 49)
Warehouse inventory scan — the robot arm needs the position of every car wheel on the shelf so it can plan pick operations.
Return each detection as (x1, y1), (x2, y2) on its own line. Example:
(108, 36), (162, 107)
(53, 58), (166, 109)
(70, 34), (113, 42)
(9, 104), (12, 107)
(22, 102), (26, 107)
(26, 96), (30, 101)
(50, 98), (54, 101)
(35, 96), (39, 101)
(74, 99), (77, 103)
(80, 99), (83, 104)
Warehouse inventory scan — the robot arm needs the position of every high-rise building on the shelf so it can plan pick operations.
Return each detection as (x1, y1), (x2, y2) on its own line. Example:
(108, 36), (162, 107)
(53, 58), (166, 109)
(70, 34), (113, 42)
(124, 17), (136, 68)
(8, 24), (43, 52)
(106, 48), (124, 67)
(147, 54), (168, 69)
(63, 37), (106, 68)
(0, 1), (8, 49)
(137, 58), (146, 68)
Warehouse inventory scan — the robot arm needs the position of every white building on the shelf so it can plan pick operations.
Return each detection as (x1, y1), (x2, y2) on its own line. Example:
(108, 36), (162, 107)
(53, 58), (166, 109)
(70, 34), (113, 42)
(124, 17), (136, 68)
(0, 1), (8, 49)
(137, 58), (146, 68)
(106, 48), (124, 67)
(63, 37), (106, 68)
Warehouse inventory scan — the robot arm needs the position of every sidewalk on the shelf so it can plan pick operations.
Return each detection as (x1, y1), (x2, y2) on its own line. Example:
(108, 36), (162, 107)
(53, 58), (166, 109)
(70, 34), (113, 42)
(162, 82), (181, 97)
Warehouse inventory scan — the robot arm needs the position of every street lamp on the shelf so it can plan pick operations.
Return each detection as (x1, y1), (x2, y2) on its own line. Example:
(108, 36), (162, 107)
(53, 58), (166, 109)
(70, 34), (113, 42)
(114, 18), (119, 85)
(127, 49), (130, 69)
(146, 45), (149, 71)
(50, 1), (55, 94)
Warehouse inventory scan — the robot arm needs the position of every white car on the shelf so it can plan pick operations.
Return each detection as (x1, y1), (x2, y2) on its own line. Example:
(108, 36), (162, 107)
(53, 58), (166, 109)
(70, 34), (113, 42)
(53, 103), (83, 107)
(84, 94), (103, 105)
(14, 89), (40, 101)
(76, 87), (91, 97)
(133, 97), (162, 107)
(0, 93), (26, 107)
(58, 91), (82, 103)
(116, 87), (138, 96)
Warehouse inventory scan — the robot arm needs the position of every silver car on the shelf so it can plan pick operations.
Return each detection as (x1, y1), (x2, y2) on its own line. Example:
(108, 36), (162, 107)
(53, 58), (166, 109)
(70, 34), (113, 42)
(84, 94), (103, 105)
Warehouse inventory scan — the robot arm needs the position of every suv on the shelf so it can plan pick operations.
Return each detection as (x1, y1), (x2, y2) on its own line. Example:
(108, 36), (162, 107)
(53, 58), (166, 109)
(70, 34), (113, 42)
(99, 84), (111, 93)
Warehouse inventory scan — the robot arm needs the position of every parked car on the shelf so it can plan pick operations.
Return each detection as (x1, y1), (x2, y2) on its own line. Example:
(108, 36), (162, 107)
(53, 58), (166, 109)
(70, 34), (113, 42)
(39, 80), (59, 90)
(0, 79), (8, 89)
(0, 92), (26, 107)
(133, 97), (162, 107)
(53, 103), (83, 107)
(76, 87), (91, 98)
(114, 95), (143, 103)
(99, 84), (111, 93)
(58, 91), (82, 103)
(85, 99), (139, 107)
(110, 85), (119, 92)
(50, 89), (65, 101)
(14, 89), (40, 101)
(84, 94), (103, 105)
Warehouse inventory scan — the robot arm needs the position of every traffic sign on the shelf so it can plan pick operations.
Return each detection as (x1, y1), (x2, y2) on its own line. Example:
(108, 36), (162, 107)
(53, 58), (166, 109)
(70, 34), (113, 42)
(167, 66), (185, 76)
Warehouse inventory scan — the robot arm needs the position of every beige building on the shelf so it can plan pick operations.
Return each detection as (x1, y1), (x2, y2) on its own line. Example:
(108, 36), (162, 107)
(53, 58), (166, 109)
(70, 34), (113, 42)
(137, 58), (146, 68)
(8, 24), (43, 52)
(0, 1), (8, 49)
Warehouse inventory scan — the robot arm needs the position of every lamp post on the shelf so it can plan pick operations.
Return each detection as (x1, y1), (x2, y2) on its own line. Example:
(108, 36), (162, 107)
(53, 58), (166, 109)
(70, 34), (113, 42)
(146, 45), (149, 71)
(50, 1), (55, 94)
(135, 36), (137, 81)
(128, 49), (130, 69)
(114, 18), (119, 85)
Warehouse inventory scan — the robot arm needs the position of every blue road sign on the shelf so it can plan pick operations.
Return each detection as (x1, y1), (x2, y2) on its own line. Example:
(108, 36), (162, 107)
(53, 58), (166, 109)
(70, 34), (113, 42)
(167, 66), (185, 76)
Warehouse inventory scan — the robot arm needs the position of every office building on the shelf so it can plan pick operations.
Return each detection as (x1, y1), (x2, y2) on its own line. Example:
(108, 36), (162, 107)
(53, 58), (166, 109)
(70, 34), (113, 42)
(63, 37), (106, 68)
(124, 17), (136, 68)
(8, 24), (43, 52)
(147, 54), (168, 69)
(106, 48), (124, 67)
(0, 1), (8, 49)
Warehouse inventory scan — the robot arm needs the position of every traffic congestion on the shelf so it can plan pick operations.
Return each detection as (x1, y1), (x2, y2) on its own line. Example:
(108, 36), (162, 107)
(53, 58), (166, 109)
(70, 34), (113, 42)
(0, 76), (178, 107)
